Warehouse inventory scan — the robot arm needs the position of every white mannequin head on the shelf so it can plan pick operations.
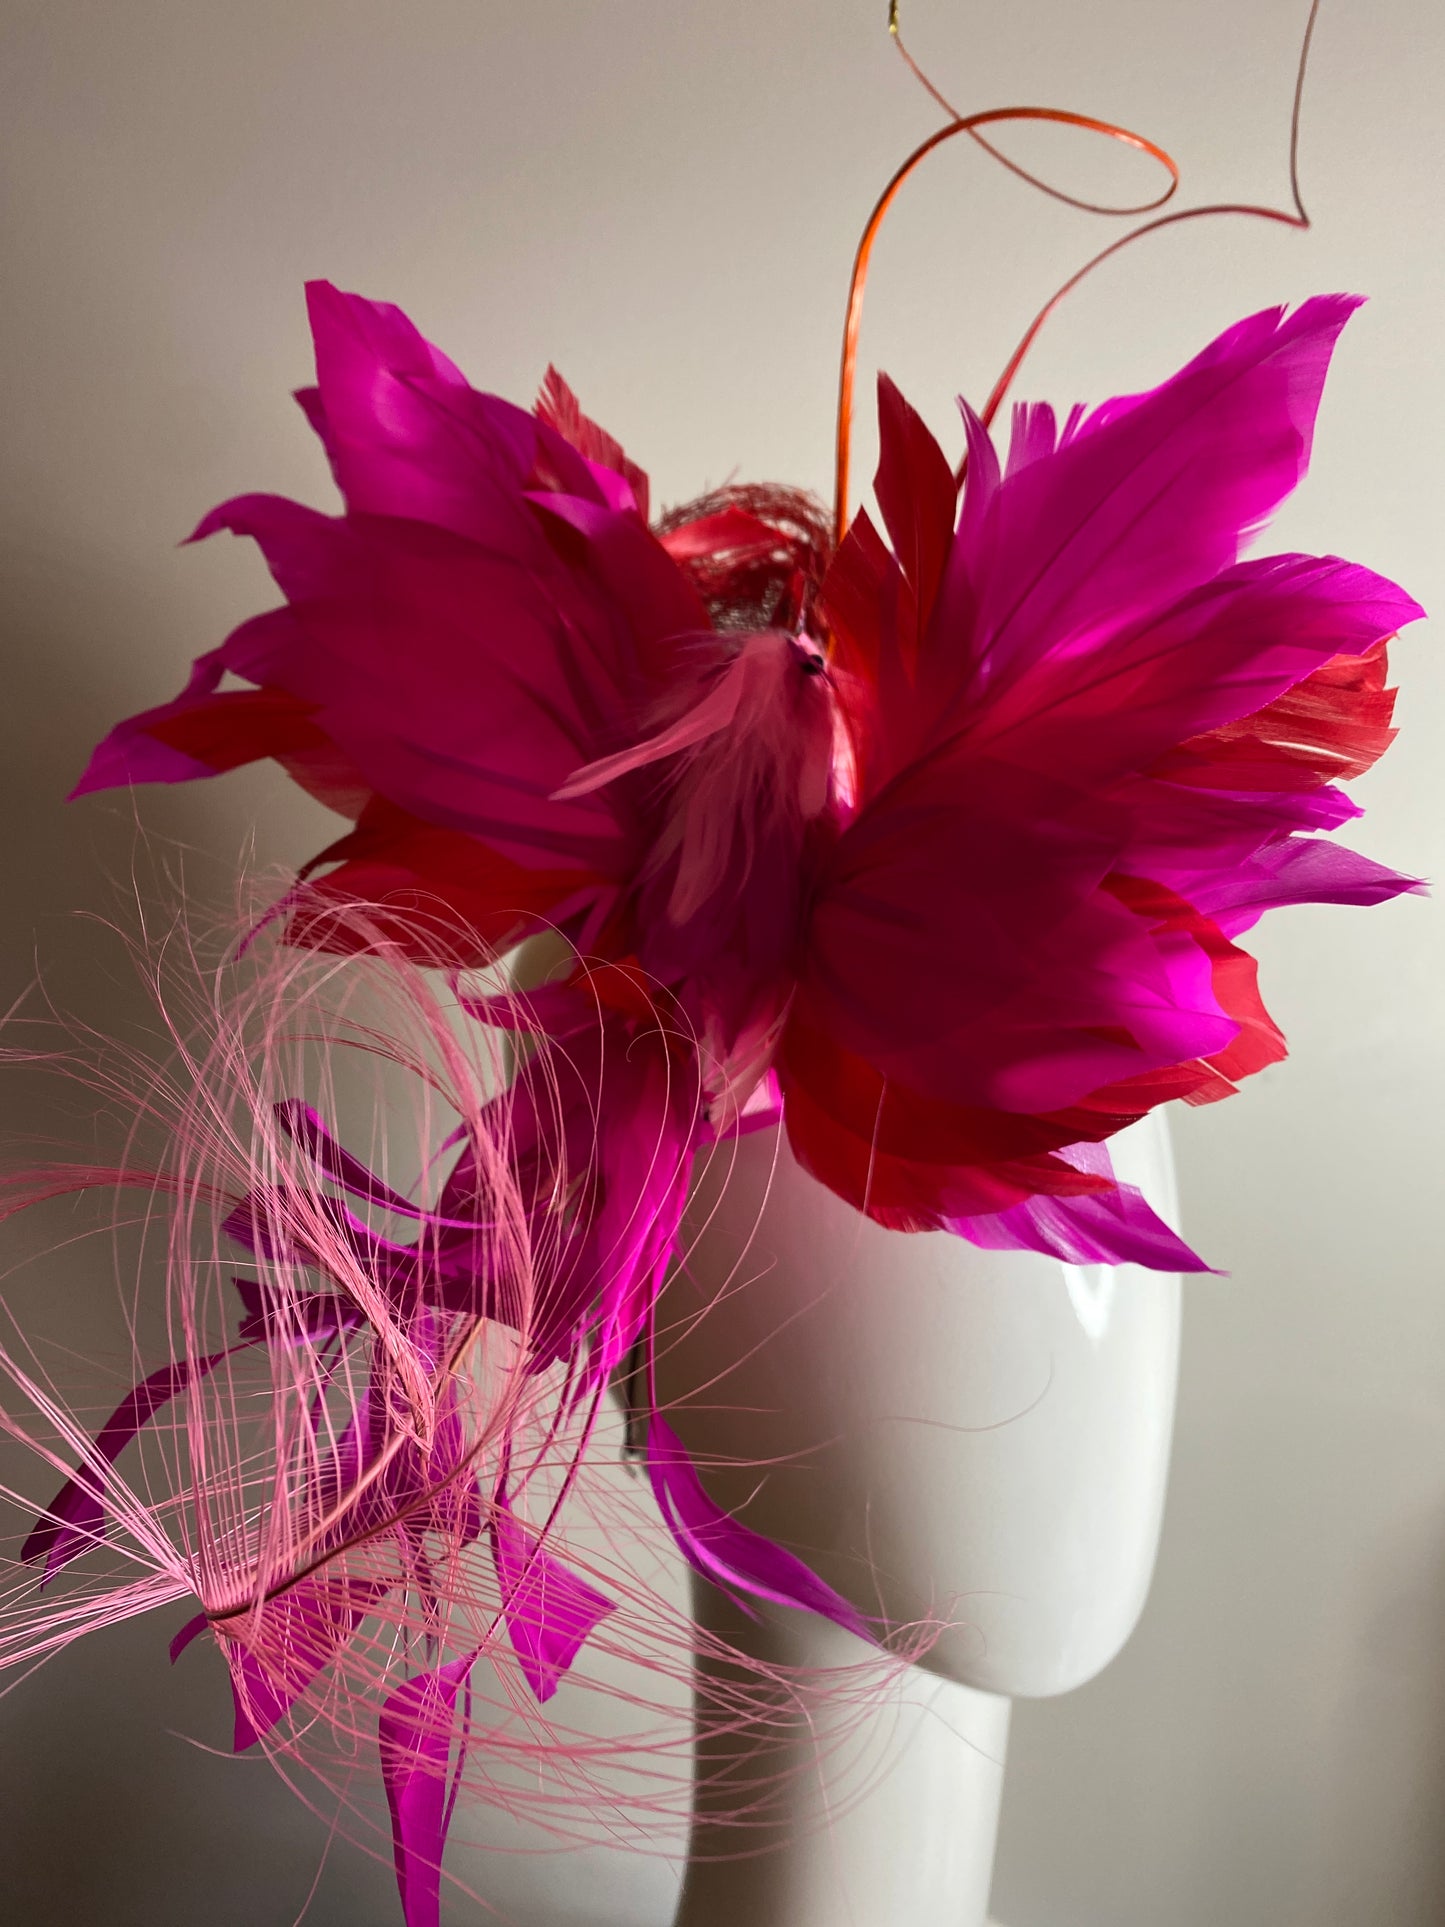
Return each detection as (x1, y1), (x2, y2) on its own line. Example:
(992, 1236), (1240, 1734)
(653, 1112), (1182, 1696)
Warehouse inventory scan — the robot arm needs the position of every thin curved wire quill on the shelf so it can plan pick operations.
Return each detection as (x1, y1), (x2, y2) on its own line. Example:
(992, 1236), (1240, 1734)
(834, 0), (1321, 539)
(890, 0), (1182, 219)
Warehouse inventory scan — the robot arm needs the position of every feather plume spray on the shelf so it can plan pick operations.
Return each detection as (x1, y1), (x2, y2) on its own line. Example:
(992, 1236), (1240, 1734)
(4, 2), (1428, 1915)
(24, 282), (1421, 1912)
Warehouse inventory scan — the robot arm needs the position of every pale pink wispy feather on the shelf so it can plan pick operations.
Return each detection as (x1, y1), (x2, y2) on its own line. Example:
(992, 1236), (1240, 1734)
(0, 906), (901, 1924)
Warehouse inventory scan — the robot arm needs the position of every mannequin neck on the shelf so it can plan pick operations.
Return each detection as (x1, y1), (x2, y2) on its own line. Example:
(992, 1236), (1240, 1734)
(673, 1576), (1011, 1927)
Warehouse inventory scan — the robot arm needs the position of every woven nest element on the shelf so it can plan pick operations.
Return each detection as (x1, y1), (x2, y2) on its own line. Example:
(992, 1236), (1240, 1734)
(657, 482), (834, 635)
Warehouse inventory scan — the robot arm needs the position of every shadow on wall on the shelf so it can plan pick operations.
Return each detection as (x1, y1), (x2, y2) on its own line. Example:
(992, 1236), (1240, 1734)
(0, 530), (333, 1024)
(993, 1387), (1445, 1927)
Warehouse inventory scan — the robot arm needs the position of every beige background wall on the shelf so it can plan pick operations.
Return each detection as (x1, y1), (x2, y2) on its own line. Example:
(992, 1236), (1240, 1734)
(1, 2), (1442, 1922)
